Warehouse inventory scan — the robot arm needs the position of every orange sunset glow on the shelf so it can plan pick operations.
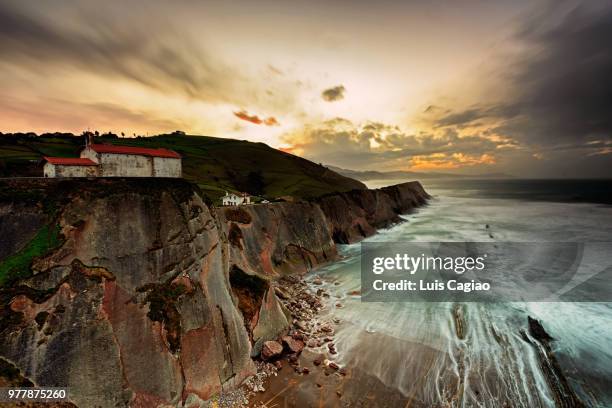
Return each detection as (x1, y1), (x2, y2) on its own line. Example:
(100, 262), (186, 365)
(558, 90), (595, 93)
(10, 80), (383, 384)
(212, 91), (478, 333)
(1, 0), (611, 177)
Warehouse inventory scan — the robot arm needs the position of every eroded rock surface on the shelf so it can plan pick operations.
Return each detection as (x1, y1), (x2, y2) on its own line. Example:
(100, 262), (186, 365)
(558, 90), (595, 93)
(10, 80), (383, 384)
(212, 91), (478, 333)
(0, 178), (429, 407)
(0, 180), (254, 407)
(316, 181), (430, 243)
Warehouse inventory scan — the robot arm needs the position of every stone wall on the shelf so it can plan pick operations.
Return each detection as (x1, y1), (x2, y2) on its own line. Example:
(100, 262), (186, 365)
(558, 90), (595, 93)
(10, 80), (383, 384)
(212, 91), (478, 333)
(43, 163), (98, 178)
(153, 156), (182, 177)
(80, 148), (181, 177)
(98, 153), (153, 177)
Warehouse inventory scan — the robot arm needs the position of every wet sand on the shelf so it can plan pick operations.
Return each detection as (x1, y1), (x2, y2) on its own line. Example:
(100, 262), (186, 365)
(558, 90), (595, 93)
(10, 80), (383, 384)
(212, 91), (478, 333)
(250, 348), (416, 408)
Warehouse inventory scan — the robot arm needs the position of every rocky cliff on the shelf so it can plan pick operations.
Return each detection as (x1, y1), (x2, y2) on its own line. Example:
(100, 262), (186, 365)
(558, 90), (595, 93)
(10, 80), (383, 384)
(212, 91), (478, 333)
(0, 178), (428, 407)
(316, 181), (430, 243)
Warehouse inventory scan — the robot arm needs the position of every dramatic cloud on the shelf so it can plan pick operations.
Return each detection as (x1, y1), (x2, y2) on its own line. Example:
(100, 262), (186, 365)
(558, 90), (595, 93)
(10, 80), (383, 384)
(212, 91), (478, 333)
(0, 1), (249, 104)
(0, 96), (188, 135)
(233, 110), (279, 126)
(409, 153), (495, 170)
(321, 85), (346, 102)
(1, 0), (610, 176)
(283, 118), (510, 171)
(510, 3), (612, 146)
(430, 3), (612, 154)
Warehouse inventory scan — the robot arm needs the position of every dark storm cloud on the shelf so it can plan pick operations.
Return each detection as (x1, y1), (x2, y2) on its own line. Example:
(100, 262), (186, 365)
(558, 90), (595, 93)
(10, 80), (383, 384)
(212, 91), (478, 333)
(511, 4), (612, 143)
(433, 105), (522, 128)
(0, 1), (244, 103)
(321, 85), (346, 102)
(433, 3), (612, 151)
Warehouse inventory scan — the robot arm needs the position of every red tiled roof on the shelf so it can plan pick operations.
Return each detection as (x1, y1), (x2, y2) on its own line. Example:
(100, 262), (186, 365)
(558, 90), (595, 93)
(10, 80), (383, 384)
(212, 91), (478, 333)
(86, 144), (181, 159)
(43, 157), (98, 166)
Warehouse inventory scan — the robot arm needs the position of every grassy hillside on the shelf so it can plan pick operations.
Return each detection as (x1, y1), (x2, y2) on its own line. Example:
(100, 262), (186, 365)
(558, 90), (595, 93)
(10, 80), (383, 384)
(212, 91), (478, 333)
(0, 132), (365, 201)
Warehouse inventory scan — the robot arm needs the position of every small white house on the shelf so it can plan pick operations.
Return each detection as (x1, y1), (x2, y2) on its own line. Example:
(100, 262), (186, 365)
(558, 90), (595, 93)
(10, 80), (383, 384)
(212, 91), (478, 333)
(222, 192), (251, 206)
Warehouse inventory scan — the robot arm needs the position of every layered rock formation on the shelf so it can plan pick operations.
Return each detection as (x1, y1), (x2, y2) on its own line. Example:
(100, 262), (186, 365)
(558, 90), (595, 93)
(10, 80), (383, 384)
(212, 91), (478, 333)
(316, 181), (430, 243)
(0, 178), (428, 407)
(214, 201), (337, 357)
(0, 179), (255, 407)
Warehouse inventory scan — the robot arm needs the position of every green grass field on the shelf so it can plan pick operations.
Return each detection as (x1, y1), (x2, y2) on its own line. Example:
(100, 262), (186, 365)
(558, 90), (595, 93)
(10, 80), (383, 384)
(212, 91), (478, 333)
(0, 133), (365, 201)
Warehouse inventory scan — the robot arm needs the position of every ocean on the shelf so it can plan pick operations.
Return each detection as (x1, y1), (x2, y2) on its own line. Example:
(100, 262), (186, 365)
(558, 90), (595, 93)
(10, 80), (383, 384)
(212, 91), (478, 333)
(309, 178), (612, 407)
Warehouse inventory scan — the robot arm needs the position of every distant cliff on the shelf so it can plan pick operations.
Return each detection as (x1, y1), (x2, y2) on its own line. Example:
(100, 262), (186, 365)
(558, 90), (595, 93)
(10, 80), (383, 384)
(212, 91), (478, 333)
(316, 181), (430, 243)
(0, 178), (428, 407)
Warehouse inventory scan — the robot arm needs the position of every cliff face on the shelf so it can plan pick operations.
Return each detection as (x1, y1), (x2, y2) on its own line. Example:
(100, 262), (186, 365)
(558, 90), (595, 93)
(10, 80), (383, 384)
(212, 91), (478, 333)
(0, 178), (428, 407)
(316, 181), (430, 244)
(214, 202), (337, 355)
(0, 180), (255, 407)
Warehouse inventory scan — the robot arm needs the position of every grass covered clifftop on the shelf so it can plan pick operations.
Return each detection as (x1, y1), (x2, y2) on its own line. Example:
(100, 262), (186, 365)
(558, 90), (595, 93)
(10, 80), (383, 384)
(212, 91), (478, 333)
(0, 178), (200, 287)
(0, 132), (366, 200)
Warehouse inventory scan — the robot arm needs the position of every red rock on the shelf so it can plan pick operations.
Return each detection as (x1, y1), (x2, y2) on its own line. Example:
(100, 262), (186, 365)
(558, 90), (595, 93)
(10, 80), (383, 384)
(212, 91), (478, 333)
(313, 354), (324, 366)
(274, 360), (283, 370)
(261, 340), (283, 360)
(282, 336), (305, 354)
(328, 361), (340, 370)
(302, 367), (310, 374)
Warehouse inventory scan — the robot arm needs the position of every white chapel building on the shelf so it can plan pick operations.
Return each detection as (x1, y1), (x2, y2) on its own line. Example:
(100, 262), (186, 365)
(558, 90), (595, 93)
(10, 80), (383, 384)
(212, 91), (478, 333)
(43, 135), (181, 178)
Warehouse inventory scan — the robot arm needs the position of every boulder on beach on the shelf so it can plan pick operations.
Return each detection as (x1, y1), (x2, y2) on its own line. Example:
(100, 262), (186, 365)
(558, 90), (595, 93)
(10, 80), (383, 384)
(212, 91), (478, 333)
(262, 340), (283, 360)
(282, 336), (305, 354)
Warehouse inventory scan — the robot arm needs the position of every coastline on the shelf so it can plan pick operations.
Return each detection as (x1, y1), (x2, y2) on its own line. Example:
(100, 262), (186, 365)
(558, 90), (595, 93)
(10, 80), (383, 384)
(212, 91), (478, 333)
(0, 178), (429, 408)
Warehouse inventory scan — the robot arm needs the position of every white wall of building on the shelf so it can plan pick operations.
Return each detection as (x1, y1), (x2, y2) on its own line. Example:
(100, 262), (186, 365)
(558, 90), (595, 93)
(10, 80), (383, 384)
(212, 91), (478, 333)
(43, 162), (55, 178)
(44, 163), (97, 177)
(153, 157), (182, 177)
(80, 147), (99, 162)
(222, 193), (252, 206)
(99, 153), (153, 177)
(79, 147), (181, 177)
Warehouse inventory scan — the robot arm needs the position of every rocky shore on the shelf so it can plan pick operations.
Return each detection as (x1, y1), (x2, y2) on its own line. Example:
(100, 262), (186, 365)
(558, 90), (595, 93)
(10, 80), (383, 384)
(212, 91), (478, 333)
(0, 178), (429, 407)
(229, 273), (348, 407)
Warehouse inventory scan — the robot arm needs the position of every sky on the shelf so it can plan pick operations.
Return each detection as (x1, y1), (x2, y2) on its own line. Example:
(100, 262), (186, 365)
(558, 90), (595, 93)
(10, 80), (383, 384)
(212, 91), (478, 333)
(1, 0), (611, 177)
